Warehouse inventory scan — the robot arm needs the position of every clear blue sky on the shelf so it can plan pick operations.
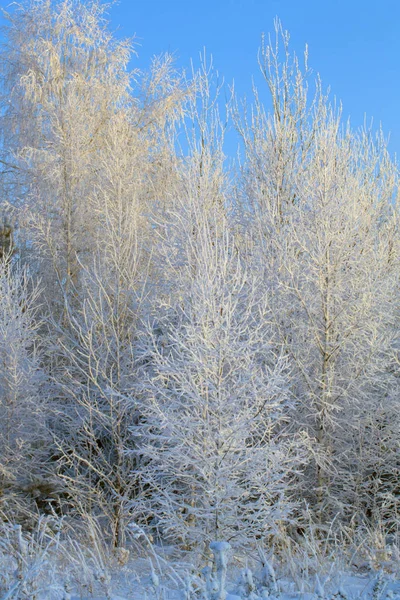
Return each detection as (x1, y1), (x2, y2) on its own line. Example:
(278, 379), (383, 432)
(108, 0), (399, 159)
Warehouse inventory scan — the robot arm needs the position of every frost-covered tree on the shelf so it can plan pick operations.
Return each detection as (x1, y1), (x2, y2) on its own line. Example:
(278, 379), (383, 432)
(0, 0), (133, 306)
(0, 0), (184, 311)
(136, 115), (302, 550)
(45, 118), (162, 544)
(0, 0), (186, 543)
(237, 22), (400, 523)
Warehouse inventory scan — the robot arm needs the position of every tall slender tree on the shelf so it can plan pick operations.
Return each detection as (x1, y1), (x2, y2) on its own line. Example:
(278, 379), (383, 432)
(136, 98), (302, 550)
(237, 22), (400, 522)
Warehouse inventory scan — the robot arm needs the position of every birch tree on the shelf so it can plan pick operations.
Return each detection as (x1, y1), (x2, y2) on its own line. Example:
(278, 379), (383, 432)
(0, 0), (186, 543)
(0, 0), (133, 308)
(45, 68), (185, 547)
(237, 22), (400, 523)
(0, 0), (184, 311)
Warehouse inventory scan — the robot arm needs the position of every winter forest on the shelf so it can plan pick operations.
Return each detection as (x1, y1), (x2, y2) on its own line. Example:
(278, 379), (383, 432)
(0, 0), (400, 598)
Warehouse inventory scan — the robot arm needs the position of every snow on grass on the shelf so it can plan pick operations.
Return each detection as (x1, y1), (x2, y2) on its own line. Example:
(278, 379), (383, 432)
(1, 520), (400, 599)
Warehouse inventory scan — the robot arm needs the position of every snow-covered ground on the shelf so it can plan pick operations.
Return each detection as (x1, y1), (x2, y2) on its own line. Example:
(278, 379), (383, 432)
(1, 520), (400, 600)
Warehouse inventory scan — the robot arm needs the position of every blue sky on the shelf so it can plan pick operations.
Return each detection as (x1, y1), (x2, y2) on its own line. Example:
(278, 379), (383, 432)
(108, 0), (399, 159)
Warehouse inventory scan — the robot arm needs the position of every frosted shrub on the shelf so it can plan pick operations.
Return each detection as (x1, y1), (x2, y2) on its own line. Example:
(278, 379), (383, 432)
(0, 518), (65, 599)
(0, 258), (48, 520)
